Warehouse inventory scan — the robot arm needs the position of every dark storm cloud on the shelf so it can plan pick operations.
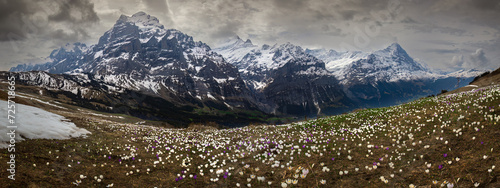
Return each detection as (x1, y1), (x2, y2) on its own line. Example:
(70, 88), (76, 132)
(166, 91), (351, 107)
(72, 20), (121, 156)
(0, 0), (100, 71)
(0, 0), (31, 41)
(0, 0), (99, 42)
(48, 0), (99, 23)
(339, 10), (357, 21)
(470, 0), (500, 11)
(0, 1), (29, 19)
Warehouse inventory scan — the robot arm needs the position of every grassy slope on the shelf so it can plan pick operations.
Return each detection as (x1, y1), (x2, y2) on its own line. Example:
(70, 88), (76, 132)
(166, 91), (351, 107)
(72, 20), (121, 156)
(0, 84), (499, 187)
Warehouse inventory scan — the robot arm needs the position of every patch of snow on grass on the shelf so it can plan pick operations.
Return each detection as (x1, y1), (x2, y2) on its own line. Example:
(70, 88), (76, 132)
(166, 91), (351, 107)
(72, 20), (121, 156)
(0, 100), (91, 148)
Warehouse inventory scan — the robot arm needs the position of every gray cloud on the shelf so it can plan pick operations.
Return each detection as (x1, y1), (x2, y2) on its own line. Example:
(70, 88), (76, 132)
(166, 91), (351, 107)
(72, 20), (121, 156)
(423, 40), (458, 46)
(406, 24), (468, 36)
(0, 0), (32, 41)
(400, 17), (418, 24)
(451, 55), (465, 67)
(48, 0), (99, 23)
(423, 48), (461, 54)
(470, 0), (500, 11)
(339, 10), (357, 20)
(0, 0), (100, 70)
(465, 48), (489, 68)
(0, 0), (99, 42)
(450, 48), (491, 69)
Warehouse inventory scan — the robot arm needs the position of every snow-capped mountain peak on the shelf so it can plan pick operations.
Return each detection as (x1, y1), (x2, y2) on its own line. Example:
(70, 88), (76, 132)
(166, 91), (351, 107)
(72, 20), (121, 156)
(373, 43), (422, 68)
(217, 35), (256, 51)
(98, 11), (170, 47)
(243, 39), (253, 46)
(117, 11), (164, 30)
(383, 42), (403, 52)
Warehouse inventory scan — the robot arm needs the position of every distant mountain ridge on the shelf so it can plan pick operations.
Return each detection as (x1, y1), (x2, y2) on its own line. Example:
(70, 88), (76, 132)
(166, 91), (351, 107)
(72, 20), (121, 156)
(305, 43), (483, 107)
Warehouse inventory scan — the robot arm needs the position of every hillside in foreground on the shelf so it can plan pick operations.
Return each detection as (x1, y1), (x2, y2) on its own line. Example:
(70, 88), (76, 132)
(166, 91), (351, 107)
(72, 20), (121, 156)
(1, 80), (499, 187)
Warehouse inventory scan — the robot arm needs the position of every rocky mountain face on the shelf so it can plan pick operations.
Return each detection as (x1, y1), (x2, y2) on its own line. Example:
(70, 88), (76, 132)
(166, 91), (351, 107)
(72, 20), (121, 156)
(11, 12), (260, 116)
(215, 37), (353, 116)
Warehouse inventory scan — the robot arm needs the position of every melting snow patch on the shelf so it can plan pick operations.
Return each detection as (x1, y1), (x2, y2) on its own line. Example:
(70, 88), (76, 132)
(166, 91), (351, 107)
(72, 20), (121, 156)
(94, 50), (103, 59)
(0, 100), (91, 148)
(214, 78), (227, 84)
(207, 93), (216, 100)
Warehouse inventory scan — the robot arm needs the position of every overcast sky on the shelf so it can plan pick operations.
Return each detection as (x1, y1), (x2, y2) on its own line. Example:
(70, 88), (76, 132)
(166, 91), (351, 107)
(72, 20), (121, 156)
(1, 0), (499, 71)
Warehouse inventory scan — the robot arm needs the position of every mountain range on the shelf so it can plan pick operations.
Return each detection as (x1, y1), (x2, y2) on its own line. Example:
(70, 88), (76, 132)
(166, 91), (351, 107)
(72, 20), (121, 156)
(215, 35), (483, 110)
(9, 11), (486, 125)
